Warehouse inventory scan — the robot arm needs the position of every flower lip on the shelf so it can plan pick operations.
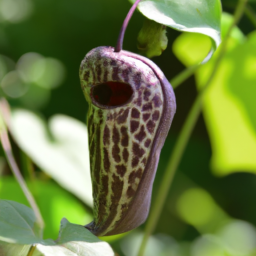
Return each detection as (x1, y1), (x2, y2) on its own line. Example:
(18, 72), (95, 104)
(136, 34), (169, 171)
(91, 81), (134, 109)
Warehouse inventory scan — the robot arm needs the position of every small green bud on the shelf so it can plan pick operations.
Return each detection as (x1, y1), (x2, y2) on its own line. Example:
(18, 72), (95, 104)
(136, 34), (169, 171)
(137, 18), (168, 58)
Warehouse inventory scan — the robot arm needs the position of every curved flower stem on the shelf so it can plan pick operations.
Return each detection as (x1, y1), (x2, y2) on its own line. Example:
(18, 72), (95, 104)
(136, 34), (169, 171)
(115, 0), (141, 52)
(137, 0), (248, 255)
(0, 99), (44, 236)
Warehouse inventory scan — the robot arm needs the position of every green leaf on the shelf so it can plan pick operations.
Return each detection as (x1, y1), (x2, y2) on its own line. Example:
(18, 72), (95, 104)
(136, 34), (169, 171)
(173, 13), (245, 66)
(55, 218), (114, 255)
(0, 201), (114, 255)
(0, 177), (92, 239)
(33, 244), (77, 256)
(130, 0), (222, 62)
(33, 219), (115, 256)
(173, 13), (256, 175)
(10, 110), (93, 206)
(0, 200), (51, 245)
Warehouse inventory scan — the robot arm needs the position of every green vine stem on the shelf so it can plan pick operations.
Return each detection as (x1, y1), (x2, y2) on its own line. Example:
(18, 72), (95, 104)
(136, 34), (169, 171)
(137, 0), (248, 255)
(245, 4), (256, 28)
(170, 63), (200, 89)
(0, 98), (44, 235)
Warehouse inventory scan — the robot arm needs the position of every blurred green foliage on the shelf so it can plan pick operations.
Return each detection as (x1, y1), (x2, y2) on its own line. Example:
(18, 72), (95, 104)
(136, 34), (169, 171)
(173, 13), (256, 175)
(0, 0), (256, 255)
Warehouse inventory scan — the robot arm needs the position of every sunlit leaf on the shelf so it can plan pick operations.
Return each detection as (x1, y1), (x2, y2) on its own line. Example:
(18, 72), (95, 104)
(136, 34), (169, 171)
(32, 220), (114, 256)
(130, 0), (222, 62)
(10, 110), (93, 206)
(56, 218), (114, 255)
(173, 13), (256, 175)
(33, 244), (77, 256)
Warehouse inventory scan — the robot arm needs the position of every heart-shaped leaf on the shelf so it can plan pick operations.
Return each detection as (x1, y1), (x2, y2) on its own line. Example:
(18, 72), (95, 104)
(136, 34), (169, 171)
(10, 110), (93, 206)
(130, 0), (222, 62)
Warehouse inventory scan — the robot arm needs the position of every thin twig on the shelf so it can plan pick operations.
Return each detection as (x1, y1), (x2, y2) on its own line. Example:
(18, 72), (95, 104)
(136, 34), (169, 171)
(137, 0), (248, 255)
(0, 98), (44, 235)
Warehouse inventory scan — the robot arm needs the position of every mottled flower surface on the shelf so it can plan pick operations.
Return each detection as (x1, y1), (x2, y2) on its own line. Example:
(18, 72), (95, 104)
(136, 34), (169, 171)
(80, 46), (176, 236)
